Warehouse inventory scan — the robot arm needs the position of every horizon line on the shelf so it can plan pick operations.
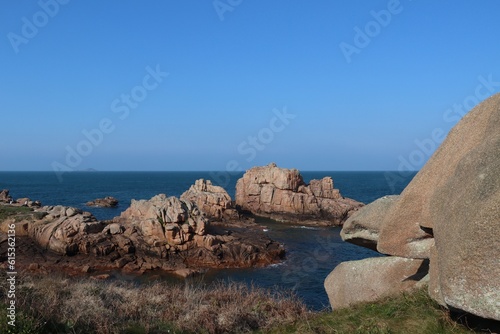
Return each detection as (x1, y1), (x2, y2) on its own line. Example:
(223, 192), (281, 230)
(0, 170), (420, 173)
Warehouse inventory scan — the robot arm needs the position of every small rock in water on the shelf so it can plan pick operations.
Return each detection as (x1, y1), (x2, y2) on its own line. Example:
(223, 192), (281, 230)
(86, 197), (119, 208)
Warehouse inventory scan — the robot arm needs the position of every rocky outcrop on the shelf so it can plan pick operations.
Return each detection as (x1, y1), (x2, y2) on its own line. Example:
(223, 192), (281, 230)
(325, 93), (500, 321)
(0, 193), (285, 275)
(180, 179), (239, 221)
(114, 194), (284, 269)
(0, 190), (12, 203)
(235, 163), (363, 225)
(86, 196), (119, 208)
(0, 191), (40, 207)
(27, 206), (106, 255)
(116, 194), (208, 246)
(324, 257), (428, 309)
(18, 198), (41, 208)
(340, 195), (399, 251)
(0, 205), (112, 256)
(16, 198), (31, 206)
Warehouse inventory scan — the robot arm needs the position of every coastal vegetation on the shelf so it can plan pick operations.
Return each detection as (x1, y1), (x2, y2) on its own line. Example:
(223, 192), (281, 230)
(0, 272), (477, 334)
(0, 205), (32, 221)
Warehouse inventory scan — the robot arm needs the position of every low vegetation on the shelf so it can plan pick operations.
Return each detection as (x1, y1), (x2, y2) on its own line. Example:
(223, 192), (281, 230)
(265, 289), (478, 334)
(0, 272), (307, 334)
(0, 205), (33, 221)
(0, 272), (485, 334)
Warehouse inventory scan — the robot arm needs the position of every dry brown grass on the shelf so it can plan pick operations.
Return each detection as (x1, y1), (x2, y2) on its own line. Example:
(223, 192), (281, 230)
(1, 272), (484, 334)
(1, 271), (308, 333)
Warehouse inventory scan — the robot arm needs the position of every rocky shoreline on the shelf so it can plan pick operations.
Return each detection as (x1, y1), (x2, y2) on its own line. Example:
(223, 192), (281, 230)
(0, 209), (283, 278)
(0, 195), (284, 278)
(0, 165), (360, 278)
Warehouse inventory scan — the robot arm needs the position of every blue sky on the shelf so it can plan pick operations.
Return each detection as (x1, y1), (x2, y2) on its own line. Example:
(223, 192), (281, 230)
(1, 0), (499, 172)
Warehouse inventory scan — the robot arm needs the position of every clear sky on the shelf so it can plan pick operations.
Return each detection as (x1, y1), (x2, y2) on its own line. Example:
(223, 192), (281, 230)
(1, 0), (499, 172)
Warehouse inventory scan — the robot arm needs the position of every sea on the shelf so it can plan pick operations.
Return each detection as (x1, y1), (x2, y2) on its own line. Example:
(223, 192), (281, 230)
(0, 171), (416, 311)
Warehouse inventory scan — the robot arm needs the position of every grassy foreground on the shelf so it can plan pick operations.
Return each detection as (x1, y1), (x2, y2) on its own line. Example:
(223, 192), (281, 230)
(265, 289), (478, 334)
(0, 272), (482, 334)
(0, 205), (33, 221)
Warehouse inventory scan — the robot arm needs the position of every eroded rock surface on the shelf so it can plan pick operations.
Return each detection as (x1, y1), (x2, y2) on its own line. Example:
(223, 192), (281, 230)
(116, 194), (208, 246)
(236, 163), (363, 225)
(340, 195), (399, 251)
(428, 94), (500, 321)
(324, 256), (428, 309)
(180, 179), (238, 221)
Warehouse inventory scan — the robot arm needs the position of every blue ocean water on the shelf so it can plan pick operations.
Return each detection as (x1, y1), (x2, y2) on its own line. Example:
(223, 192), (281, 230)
(0, 171), (416, 310)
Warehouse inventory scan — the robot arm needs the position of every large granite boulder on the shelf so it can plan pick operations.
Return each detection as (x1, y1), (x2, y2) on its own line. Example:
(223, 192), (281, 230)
(376, 189), (434, 259)
(180, 179), (238, 221)
(326, 93), (500, 322)
(340, 195), (399, 251)
(376, 96), (500, 259)
(235, 163), (363, 225)
(428, 93), (500, 320)
(324, 256), (428, 309)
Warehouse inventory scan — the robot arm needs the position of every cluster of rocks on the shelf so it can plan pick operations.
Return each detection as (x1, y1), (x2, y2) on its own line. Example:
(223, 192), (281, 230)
(86, 196), (119, 208)
(0, 189), (41, 207)
(236, 163), (363, 225)
(0, 162), (367, 277)
(0, 187), (285, 275)
(325, 93), (500, 321)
